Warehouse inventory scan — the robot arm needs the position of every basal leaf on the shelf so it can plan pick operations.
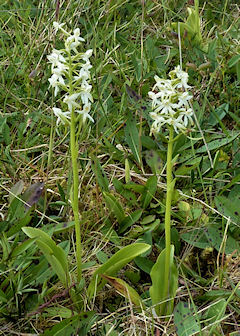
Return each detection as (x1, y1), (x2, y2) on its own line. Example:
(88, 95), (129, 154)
(141, 175), (157, 209)
(9, 180), (24, 203)
(43, 312), (95, 336)
(174, 301), (201, 336)
(103, 191), (125, 224)
(101, 274), (144, 308)
(91, 156), (109, 192)
(149, 245), (178, 316)
(195, 133), (238, 153)
(87, 243), (150, 297)
(11, 238), (36, 258)
(22, 227), (69, 287)
(215, 195), (240, 224)
(181, 228), (210, 249)
(119, 209), (143, 233)
(203, 299), (227, 325)
(124, 114), (142, 165)
(135, 256), (154, 274)
(7, 210), (32, 237)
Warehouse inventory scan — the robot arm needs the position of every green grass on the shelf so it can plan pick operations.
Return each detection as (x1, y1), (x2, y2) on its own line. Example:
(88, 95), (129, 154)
(0, 0), (240, 335)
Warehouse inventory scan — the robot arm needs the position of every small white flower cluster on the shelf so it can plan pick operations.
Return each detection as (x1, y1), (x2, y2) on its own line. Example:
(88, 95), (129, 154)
(148, 66), (194, 134)
(47, 22), (94, 126)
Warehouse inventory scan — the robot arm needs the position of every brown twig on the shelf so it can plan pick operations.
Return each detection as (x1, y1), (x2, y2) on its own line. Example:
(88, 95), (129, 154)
(27, 282), (76, 317)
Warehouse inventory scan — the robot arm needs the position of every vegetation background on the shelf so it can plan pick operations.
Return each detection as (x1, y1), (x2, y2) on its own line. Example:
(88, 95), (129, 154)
(0, 0), (239, 335)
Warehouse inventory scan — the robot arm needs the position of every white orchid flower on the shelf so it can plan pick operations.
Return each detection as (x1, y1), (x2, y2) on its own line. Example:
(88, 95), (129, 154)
(63, 93), (80, 111)
(47, 49), (66, 70)
(76, 103), (94, 123)
(48, 74), (64, 96)
(52, 107), (70, 125)
(65, 28), (85, 53)
(149, 66), (194, 134)
(81, 49), (93, 62)
(48, 22), (93, 128)
(53, 22), (69, 35)
(170, 65), (191, 89)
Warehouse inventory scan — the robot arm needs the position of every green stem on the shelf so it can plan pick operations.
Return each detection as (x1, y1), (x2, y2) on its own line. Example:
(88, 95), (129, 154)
(163, 126), (174, 314)
(70, 116), (82, 282)
(68, 53), (82, 282)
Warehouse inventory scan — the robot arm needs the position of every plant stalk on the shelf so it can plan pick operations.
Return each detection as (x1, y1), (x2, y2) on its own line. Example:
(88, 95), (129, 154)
(70, 117), (82, 282)
(163, 126), (174, 313)
(68, 53), (82, 282)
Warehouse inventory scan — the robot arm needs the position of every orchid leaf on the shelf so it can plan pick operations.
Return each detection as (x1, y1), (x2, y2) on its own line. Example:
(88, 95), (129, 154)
(149, 245), (178, 316)
(87, 243), (150, 297)
(22, 227), (69, 287)
(101, 274), (144, 309)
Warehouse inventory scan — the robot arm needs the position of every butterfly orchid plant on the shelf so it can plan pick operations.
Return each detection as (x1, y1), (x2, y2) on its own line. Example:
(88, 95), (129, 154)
(148, 66), (194, 316)
(47, 22), (94, 281)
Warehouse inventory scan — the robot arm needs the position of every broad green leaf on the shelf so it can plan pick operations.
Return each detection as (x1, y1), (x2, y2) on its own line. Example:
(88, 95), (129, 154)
(7, 197), (26, 222)
(9, 180), (24, 203)
(141, 175), (157, 209)
(219, 174), (240, 196)
(131, 55), (142, 82)
(0, 288), (8, 303)
(113, 178), (137, 204)
(206, 226), (239, 254)
(203, 299), (227, 325)
(1, 233), (11, 260)
(124, 114), (142, 165)
(37, 239), (67, 284)
(175, 162), (200, 176)
(181, 228), (210, 249)
(141, 135), (158, 150)
(135, 256), (154, 274)
(149, 245), (178, 316)
(46, 253), (68, 286)
(44, 306), (72, 319)
(145, 150), (163, 174)
(141, 215), (156, 225)
(43, 221), (75, 235)
(101, 220), (120, 245)
(11, 238), (36, 258)
(101, 274), (144, 308)
(174, 301), (201, 336)
(215, 195), (240, 224)
(205, 299), (227, 335)
(7, 211), (32, 237)
(181, 227), (239, 254)
(87, 243), (151, 297)
(228, 54), (240, 68)
(43, 312), (96, 336)
(198, 289), (240, 301)
(195, 133), (239, 153)
(119, 209), (143, 233)
(22, 227), (69, 287)
(124, 183), (145, 194)
(91, 156), (109, 192)
(0, 119), (11, 145)
(103, 191), (125, 224)
(22, 227), (68, 269)
(209, 103), (229, 126)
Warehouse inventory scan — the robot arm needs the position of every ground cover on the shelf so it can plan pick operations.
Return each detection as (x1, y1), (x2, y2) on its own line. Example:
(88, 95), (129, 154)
(0, 0), (239, 335)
